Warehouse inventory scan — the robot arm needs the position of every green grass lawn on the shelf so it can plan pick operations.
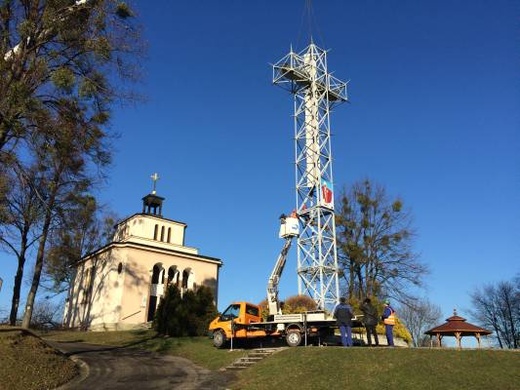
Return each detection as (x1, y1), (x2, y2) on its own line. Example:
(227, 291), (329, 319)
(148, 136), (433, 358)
(3, 328), (519, 390)
(231, 347), (520, 390)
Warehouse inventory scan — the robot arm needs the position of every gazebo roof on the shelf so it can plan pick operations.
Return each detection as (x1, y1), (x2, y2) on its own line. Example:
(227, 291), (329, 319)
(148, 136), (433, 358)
(425, 310), (492, 337)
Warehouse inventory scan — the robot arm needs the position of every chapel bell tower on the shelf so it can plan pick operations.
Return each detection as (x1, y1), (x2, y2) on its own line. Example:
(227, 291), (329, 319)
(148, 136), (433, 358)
(142, 172), (164, 216)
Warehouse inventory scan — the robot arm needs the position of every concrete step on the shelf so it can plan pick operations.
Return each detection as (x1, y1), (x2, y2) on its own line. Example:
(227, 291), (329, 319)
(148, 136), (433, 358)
(224, 347), (286, 371)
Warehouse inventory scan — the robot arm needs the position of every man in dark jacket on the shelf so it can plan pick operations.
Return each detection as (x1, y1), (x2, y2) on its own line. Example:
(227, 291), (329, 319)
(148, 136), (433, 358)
(360, 298), (379, 346)
(334, 297), (354, 346)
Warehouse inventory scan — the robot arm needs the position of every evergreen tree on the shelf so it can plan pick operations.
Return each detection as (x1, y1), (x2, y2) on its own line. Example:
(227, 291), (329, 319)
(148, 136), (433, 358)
(154, 285), (217, 337)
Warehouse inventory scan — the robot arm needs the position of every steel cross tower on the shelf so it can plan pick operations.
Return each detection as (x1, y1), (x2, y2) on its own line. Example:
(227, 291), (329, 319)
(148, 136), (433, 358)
(273, 43), (348, 310)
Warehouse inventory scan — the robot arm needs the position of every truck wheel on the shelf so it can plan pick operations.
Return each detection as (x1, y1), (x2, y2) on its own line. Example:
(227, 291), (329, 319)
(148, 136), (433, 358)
(213, 330), (227, 348)
(286, 330), (302, 347)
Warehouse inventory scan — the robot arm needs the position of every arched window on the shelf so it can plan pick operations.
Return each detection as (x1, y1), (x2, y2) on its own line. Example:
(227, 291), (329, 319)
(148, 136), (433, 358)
(167, 266), (179, 287)
(147, 263), (165, 322)
(167, 227), (171, 243)
(151, 263), (164, 284)
(153, 224), (158, 240)
(160, 226), (165, 241)
(182, 268), (194, 290)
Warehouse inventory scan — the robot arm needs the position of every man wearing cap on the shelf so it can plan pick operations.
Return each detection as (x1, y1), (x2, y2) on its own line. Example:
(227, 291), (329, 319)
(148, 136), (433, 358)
(334, 297), (354, 347)
(382, 299), (396, 346)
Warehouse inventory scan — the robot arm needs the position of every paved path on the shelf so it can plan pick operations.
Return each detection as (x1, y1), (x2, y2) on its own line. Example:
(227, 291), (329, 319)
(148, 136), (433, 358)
(48, 341), (235, 390)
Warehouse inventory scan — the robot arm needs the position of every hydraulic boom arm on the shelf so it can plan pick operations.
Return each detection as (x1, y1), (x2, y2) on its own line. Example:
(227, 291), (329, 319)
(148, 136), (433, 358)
(267, 213), (299, 317)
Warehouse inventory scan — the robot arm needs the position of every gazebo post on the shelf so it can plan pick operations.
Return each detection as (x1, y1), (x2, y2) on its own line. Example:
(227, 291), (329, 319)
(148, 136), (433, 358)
(455, 331), (461, 349)
(476, 332), (481, 348)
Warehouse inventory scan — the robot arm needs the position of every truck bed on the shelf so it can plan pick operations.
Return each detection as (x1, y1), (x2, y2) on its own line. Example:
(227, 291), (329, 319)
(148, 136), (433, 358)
(250, 312), (363, 327)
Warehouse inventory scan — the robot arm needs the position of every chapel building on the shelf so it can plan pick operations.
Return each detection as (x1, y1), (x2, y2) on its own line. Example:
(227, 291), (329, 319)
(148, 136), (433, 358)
(63, 186), (222, 331)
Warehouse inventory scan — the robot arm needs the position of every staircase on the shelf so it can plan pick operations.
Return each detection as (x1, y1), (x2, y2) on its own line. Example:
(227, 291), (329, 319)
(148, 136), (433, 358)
(223, 347), (286, 371)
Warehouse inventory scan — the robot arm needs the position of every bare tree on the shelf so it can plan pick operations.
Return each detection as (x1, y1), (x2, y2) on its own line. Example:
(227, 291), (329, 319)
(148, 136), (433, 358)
(470, 276), (519, 349)
(336, 179), (429, 303)
(30, 298), (62, 329)
(0, 162), (44, 325)
(398, 298), (442, 347)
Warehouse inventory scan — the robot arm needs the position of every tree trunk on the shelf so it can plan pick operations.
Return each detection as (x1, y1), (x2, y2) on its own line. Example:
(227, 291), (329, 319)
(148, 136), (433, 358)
(9, 257), (25, 325)
(21, 229), (49, 328)
(21, 181), (57, 329)
(9, 235), (28, 325)
(504, 292), (518, 349)
(492, 315), (504, 349)
(63, 269), (77, 328)
(22, 235), (48, 329)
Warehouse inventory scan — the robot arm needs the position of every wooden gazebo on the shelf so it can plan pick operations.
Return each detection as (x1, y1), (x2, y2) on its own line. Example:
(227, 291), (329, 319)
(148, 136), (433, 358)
(425, 309), (492, 348)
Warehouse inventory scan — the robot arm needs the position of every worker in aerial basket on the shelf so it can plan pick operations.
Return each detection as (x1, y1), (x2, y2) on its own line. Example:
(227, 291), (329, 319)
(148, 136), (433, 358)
(333, 297), (354, 347)
(382, 299), (396, 346)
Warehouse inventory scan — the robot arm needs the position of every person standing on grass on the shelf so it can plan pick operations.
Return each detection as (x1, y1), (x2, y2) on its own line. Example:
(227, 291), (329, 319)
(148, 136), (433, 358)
(334, 297), (354, 347)
(382, 299), (396, 346)
(360, 297), (379, 346)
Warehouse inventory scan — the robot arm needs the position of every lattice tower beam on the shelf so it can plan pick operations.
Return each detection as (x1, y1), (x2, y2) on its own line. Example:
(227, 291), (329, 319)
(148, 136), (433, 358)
(273, 43), (348, 311)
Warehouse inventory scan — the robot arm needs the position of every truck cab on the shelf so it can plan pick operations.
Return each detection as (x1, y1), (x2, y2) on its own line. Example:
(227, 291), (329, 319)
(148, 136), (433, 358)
(208, 302), (275, 348)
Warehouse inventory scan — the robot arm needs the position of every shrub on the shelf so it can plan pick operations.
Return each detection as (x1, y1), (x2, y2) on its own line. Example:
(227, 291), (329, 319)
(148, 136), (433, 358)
(154, 285), (218, 337)
(283, 295), (318, 313)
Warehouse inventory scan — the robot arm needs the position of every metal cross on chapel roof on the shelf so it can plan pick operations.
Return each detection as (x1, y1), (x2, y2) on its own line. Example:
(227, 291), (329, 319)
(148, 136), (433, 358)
(150, 173), (159, 194)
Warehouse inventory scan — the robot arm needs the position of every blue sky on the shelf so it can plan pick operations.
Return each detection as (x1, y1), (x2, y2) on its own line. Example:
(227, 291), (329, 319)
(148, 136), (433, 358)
(1, 1), (518, 335)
